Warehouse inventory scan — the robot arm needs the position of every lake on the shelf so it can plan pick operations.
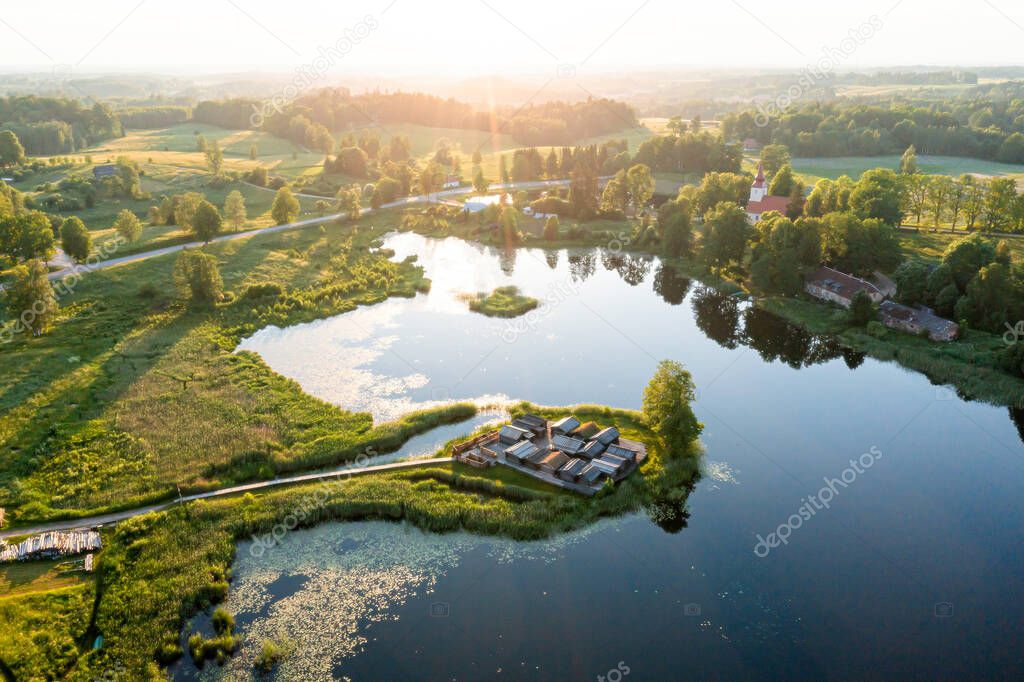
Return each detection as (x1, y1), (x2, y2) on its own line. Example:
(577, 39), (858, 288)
(217, 232), (1024, 680)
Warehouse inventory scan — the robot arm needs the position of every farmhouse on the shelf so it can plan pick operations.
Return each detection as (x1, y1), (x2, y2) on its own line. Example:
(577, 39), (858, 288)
(452, 413), (647, 494)
(804, 266), (884, 308)
(745, 163), (792, 222)
(879, 301), (959, 341)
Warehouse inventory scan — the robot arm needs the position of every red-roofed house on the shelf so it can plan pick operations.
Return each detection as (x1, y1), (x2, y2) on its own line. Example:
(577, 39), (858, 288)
(745, 163), (792, 221)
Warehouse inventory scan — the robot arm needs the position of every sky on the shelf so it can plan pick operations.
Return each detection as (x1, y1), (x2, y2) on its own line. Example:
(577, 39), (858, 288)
(0, 0), (1022, 76)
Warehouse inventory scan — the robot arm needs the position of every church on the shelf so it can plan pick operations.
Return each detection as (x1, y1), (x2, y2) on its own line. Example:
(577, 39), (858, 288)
(745, 162), (792, 222)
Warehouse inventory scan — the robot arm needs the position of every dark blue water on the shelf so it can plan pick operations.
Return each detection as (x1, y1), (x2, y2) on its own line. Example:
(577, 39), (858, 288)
(226, 233), (1024, 681)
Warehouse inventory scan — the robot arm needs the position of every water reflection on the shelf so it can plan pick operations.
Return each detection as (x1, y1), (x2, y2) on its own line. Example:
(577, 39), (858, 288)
(691, 285), (742, 349)
(742, 307), (844, 369)
(652, 264), (691, 306)
(1011, 407), (1024, 445)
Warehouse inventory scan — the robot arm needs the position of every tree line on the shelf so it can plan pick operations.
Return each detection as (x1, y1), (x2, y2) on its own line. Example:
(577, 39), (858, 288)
(196, 90), (637, 149)
(0, 96), (122, 155)
(724, 100), (1024, 163)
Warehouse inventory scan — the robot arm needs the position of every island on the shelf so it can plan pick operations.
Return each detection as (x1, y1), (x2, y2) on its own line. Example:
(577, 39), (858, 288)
(464, 285), (539, 318)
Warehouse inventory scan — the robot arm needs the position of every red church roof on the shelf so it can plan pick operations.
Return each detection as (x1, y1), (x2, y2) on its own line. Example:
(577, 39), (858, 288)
(746, 195), (791, 217)
(752, 162), (767, 188)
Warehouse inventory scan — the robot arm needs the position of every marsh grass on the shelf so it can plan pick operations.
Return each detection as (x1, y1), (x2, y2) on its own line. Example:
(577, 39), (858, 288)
(465, 285), (539, 318)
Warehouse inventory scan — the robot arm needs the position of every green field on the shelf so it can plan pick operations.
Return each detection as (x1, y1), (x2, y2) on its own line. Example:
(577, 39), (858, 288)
(789, 155), (1024, 184)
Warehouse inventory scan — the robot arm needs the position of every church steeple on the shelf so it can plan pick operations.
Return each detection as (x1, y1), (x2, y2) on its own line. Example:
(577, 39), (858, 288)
(750, 162), (768, 202)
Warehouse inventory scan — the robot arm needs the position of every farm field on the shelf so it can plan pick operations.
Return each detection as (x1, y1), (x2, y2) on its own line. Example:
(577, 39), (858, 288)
(789, 154), (1024, 184)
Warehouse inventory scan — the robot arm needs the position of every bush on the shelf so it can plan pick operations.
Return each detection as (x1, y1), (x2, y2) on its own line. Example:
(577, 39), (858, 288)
(867, 321), (887, 338)
(242, 282), (284, 300)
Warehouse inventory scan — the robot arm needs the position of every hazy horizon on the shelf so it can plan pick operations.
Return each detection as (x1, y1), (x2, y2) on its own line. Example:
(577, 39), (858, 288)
(2, 0), (1023, 77)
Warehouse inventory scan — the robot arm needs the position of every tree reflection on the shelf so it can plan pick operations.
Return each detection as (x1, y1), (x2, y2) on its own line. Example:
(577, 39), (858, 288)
(1010, 407), (1024, 446)
(617, 255), (651, 287)
(646, 482), (696, 534)
(545, 250), (560, 269)
(741, 307), (844, 369)
(568, 253), (596, 283)
(653, 264), (691, 305)
(691, 285), (742, 349)
(498, 248), (517, 276)
(600, 251), (624, 272)
(842, 347), (867, 370)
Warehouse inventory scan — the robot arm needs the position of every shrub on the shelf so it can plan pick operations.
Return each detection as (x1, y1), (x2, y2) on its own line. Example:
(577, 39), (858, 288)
(867, 321), (886, 338)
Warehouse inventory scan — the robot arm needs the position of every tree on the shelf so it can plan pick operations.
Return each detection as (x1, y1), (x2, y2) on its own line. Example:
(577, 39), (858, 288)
(946, 176), (969, 232)
(926, 175), (954, 227)
(60, 216), (92, 262)
(499, 205), (519, 245)
(768, 164), (795, 197)
(693, 172), (751, 216)
(498, 155), (510, 184)
(942, 232), (996, 290)
(749, 213), (821, 294)
(962, 176), (986, 230)
(0, 211), (55, 263)
(472, 168), (489, 194)
(701, 202), (750, 269)
(625, 163), (655, 214)
(893, 260), (930, 305)
(336, 185), (361, 221)
(191, 200), (222, 242)
(899, 145), (919, 175)
(786, 181), (805, 220)
(3, 259), (56, 337)
(848, 291), (877, 326)
(471, 149), (482, 166)
(659, 199), (694, 258)
(543, 215), (560, 241)
(0, 130), (26, 168)
(599, 170), (629, 214)
(205, 140), (224, 175)
(901, 173), (928, 225)
(954, 262), (1019, 333)
(173, 250), (223, 303)
(195, 134), (207, 152)
(223, 190), (246, 229)
(113, 209), (143, 243)
(418, 162), (443, 201)
(642, 359), (703, 449)
(271, 186), (299, 225)
(850, 169), (903, 226)
(249, 144), (257, 160)
(174, 192), (204, 231)
(984, 178), (1016, 232)
(760, 144), (791, 176)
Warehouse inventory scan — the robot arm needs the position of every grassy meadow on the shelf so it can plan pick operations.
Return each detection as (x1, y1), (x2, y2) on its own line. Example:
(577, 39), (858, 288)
(0, 207), (489, 525)
(0, 401), (700, 679)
